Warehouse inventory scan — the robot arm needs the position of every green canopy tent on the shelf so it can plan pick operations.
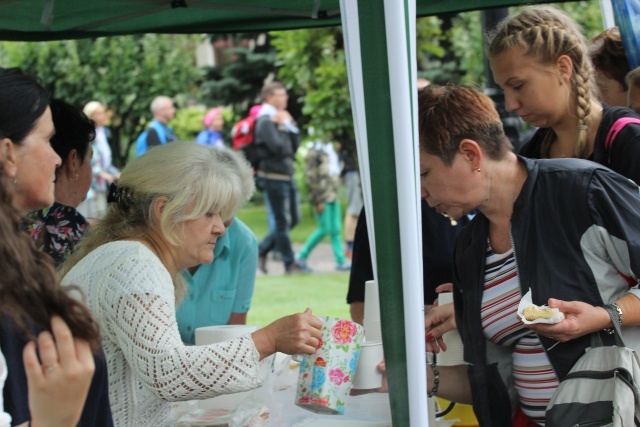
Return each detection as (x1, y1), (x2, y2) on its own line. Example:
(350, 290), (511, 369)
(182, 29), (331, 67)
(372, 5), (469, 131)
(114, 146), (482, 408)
(0, 0), (576, 40)
(0, 1), (580, 425)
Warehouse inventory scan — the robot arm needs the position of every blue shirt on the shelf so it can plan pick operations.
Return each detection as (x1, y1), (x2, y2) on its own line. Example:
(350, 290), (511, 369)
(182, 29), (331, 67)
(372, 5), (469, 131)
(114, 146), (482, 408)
(176, 218), (258, 344)
(196, 129), (225, 148)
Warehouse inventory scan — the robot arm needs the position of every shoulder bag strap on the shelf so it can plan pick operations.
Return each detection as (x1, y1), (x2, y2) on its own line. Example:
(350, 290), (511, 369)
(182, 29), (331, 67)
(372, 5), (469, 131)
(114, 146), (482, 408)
(592, 304), (627, 348)
(604, 117), (640, 151)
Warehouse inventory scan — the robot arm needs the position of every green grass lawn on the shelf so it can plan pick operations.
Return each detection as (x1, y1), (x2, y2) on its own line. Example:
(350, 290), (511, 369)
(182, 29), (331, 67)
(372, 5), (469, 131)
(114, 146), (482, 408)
(247, 272), (351, 327)
(237, 201), (352, 327)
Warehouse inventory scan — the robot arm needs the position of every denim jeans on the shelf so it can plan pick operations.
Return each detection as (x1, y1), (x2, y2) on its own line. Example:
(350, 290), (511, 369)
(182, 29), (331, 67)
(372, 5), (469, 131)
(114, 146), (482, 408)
(258, 177), (300, 266)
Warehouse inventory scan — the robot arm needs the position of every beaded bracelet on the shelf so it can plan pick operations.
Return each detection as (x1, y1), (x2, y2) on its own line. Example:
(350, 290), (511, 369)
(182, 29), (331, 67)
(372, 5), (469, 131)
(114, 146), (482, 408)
(427, 353), (439, 398)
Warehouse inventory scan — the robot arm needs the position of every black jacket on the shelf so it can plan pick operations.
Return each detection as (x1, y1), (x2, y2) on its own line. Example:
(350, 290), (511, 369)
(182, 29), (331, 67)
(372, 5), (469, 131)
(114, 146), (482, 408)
(254, 116), (299, 177)
(454, 156), (640, 426)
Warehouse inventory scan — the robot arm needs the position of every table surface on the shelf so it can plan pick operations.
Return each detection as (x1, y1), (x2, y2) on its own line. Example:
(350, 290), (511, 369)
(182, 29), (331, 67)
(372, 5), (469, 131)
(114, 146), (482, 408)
(170, 353), (393, 426)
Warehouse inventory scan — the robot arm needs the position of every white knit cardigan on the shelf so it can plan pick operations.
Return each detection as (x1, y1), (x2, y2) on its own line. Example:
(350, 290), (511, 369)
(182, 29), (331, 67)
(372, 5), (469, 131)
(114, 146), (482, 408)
(62, 241), (262, 426)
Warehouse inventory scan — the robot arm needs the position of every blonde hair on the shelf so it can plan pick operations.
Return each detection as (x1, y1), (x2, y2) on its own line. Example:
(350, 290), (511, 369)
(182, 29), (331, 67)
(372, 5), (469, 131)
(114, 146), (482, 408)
(214, 147), (255, 202)
(486, 6), (596, 158)
(59, 143), (252, 299)
(82, 100), (103, 120)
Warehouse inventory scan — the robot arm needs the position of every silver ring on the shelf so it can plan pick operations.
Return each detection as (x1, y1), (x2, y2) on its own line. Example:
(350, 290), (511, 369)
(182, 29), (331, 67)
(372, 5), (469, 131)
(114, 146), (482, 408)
(45, 364), (57, 373)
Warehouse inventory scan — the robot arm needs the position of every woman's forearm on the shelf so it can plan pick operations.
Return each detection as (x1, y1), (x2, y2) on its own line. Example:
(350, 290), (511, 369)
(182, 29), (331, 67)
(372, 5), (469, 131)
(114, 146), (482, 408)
(428, 363), (473, 404)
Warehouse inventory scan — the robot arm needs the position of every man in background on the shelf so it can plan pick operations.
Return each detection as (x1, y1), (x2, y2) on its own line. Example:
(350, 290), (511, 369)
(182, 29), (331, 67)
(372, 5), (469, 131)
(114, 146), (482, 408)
(136, 95), (176, 156)
(254, 82), (306, 274)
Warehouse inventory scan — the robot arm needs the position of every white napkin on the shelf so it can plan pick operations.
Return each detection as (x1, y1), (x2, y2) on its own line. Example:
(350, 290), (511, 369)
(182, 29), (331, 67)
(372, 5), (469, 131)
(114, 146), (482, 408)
(517, 289), (565, 325)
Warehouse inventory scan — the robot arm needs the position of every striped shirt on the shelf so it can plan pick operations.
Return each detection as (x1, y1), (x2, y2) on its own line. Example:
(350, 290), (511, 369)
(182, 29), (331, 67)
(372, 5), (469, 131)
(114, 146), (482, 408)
(481, 239), (559, 426)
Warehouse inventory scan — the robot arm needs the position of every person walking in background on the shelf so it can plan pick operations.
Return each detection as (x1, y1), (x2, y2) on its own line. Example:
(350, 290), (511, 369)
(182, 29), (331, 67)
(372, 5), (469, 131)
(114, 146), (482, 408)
(589, 27), (631, 107)
(297, 139), (350, 272)
(176, 148), (258, 345)
(196, 107), (225, 148)
(78, 101), (120, 220)
(25, 99), (95, 267)
(135, 95), (176, 156)
(339, 144), (363, 259)
(254, 82), (306, 274)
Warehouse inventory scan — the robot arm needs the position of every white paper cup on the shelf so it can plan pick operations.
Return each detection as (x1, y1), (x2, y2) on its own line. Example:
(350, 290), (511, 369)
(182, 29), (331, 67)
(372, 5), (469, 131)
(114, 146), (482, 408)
(351, 341), (384, 390)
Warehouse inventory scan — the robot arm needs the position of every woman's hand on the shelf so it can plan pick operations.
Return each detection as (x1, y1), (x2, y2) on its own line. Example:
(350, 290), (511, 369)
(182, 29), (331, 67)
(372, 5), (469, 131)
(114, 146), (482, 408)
(252, 308), (322, 360)
(23, 316), (95, 427)
(523, 298), (612, 342)
(425, 303), (457, 353)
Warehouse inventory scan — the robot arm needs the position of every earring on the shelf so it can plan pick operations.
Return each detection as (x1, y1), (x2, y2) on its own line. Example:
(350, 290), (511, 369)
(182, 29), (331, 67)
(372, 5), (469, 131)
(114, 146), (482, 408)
(475, 167), (482, 173)
(74, 173), (79, 181)
(10, 175), (16, 184)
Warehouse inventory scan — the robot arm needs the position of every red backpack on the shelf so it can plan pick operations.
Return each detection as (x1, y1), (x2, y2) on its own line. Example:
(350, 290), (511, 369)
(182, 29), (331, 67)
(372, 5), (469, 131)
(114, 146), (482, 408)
(232, 116), (256, 151)
(232, 115), (268, 170)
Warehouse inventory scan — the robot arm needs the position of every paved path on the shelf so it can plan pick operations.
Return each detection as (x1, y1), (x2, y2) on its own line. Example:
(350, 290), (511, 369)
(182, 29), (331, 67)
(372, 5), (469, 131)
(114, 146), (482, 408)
(256, 242), (346, 276)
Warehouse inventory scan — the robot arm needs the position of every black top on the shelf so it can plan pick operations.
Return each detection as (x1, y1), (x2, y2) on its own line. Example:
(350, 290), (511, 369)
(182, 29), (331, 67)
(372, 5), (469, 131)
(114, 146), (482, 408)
(519, 104), (640, 185)
(1, 319), (114, 426)
(454, 156), (640, 426)
(347, 199), (466, 306)
(146, 122), (176, 149)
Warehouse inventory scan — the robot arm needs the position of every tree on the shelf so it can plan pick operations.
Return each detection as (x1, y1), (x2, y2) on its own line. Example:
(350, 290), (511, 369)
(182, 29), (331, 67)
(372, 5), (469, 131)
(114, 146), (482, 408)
(271, 27), (351, 143)
(0, 34), (203, 167)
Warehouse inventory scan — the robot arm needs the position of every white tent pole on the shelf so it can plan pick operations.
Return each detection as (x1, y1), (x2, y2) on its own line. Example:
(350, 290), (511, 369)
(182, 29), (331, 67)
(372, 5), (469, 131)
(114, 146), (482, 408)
(382, 1), (428, 425)
(340, 0), (428, 424)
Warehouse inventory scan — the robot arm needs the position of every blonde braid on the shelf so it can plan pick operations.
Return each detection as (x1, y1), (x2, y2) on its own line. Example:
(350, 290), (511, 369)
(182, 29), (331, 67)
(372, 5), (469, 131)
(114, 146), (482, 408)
(573, 65), (593, 158)
(487, 6), (598, 159)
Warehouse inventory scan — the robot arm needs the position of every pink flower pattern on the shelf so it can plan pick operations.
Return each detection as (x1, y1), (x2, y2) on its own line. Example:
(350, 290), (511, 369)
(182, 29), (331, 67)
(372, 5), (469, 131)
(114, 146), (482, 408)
(331, 319), (359, 344)
(329, 368), (346, 385)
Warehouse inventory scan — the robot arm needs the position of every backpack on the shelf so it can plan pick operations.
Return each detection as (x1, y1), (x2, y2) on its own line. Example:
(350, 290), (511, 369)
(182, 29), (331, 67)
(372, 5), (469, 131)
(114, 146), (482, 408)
(232, 115), (268, 170)
(232, 116), (256, 151)
(545, 305), (640, 427)
(135, 121), (167, 156)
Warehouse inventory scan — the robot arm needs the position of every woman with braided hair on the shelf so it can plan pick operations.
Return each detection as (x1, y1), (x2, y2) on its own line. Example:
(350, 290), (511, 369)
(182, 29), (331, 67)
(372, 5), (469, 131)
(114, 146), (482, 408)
(486, 5), (640, 185)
